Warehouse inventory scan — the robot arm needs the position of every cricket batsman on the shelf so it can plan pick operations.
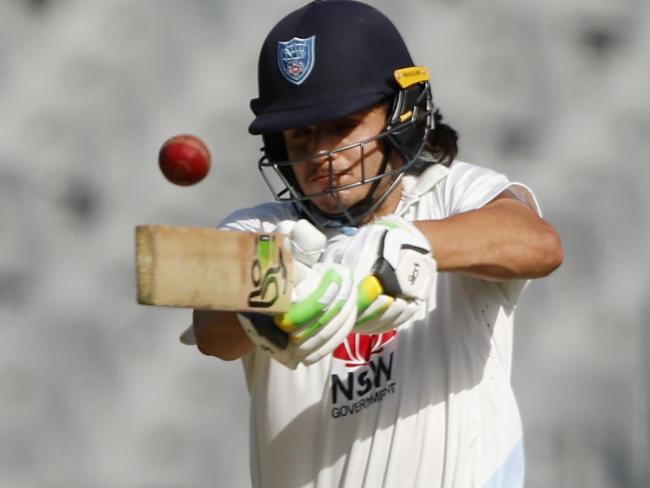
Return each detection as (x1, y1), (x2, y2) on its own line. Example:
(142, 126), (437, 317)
(189, 1), (564, 486)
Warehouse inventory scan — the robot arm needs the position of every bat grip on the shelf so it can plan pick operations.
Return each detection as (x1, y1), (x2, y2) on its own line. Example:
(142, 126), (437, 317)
(240, 312), (290, 350)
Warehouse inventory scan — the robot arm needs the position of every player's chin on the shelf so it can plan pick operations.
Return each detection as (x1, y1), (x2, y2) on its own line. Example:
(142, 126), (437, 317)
(311, 189), (363, 214)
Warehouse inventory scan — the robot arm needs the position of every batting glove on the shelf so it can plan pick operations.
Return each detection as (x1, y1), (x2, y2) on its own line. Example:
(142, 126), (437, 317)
(239, 220), (361, 369)
(324, 215), (437, 334)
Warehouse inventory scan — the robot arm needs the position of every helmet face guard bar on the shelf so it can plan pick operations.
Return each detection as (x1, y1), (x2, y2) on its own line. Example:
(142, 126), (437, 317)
(259, 147), (404, 228)
(259, 122), (422, 192)
(258, 76), (434, 227)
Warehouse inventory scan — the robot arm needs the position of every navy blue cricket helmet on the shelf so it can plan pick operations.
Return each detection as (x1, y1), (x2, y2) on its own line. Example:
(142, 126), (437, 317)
(249, 0), (436, 227)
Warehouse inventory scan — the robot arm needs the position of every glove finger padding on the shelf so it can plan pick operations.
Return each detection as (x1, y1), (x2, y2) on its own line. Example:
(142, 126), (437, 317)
(298, 286), (358, 365)
(355, 294), (419, 334)
(276, 264), (350, 339)
(241, 263), (358, 369)
(275, 263), (358, 365)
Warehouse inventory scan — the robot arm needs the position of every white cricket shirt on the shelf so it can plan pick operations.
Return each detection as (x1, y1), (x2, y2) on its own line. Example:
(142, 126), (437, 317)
(219, 161), (540, 488)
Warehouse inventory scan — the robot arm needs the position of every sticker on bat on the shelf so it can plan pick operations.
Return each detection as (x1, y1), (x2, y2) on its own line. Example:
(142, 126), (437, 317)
(248, 234), (289, 309)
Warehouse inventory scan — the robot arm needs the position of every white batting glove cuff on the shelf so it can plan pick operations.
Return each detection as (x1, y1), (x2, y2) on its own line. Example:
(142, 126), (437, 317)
(340, 215), (436, 300)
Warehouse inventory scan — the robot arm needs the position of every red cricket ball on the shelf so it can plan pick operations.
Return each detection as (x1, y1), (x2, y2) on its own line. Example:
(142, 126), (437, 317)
(158, 134), (211, 186)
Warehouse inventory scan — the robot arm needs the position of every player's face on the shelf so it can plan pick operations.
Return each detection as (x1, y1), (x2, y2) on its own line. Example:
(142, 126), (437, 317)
(283, 103), (401, 216)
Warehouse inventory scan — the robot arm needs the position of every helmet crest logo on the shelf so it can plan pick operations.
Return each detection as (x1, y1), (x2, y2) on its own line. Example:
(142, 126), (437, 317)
(277, 36), (316, 86)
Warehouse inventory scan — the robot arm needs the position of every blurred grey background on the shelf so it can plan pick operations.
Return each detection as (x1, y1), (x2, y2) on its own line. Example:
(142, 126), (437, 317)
(1, 0), (648, 486)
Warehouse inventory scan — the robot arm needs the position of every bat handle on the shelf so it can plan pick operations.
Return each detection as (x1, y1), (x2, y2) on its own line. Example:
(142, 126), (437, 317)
(240, 313), (290, 350)
(357, 275), (384, 314)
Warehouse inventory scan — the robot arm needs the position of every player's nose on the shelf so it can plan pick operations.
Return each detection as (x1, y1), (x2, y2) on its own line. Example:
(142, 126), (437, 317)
(309, 127), (348, 165)
(310, 123), (345, 151)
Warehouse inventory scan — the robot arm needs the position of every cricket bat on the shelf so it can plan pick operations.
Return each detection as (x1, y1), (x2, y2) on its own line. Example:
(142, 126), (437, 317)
(136, 225), (295, 313)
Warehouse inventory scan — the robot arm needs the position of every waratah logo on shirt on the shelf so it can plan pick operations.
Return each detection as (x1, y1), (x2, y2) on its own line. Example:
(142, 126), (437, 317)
(333, 331), (397, 368)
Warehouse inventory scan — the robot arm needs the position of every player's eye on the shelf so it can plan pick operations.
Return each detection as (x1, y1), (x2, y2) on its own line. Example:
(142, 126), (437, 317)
(286, 127), (313, 141)
(337, 118), (359, 131)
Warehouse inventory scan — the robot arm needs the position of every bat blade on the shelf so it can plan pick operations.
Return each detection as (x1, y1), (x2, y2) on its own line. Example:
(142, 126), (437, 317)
(136, 225), (294, 313)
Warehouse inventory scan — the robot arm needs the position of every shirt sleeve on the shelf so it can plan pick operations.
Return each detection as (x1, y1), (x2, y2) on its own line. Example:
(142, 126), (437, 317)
(218, 202), (300, 232)
(441, 161), (542, 307)
(441, 161), (511, 217)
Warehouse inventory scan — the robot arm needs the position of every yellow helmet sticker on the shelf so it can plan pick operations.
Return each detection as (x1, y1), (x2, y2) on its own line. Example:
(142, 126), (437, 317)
(394, 66), (430, 89)
(399, 110), (413, 123)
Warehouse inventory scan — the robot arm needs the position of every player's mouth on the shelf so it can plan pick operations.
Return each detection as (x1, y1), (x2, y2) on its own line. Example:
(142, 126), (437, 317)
(308, 173), (347, 187)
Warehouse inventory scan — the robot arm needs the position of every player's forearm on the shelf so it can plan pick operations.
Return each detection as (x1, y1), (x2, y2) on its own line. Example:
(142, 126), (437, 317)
(193, 310), (255, 360)
(414, 198), (563, 280)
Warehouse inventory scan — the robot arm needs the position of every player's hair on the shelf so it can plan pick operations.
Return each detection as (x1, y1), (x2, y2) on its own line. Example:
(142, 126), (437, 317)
(420, 109), (459, 168)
